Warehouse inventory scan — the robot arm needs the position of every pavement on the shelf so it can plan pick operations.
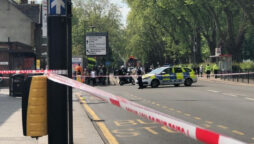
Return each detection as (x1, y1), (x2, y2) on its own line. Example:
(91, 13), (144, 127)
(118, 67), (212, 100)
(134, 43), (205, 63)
(0, 88), (104, 144)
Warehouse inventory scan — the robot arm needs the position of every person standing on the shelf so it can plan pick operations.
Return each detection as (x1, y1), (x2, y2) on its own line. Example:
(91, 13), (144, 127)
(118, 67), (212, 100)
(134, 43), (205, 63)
(90, 68), (96, 86)
(213, 64), (219, 79)
(137, 67), (143, 89)
(205, 64), (211, 79)
(199, 64), (203, 77)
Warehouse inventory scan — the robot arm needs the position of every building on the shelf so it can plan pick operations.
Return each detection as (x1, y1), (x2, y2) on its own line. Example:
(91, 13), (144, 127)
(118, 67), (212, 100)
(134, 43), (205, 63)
(0, 0), (46, 86)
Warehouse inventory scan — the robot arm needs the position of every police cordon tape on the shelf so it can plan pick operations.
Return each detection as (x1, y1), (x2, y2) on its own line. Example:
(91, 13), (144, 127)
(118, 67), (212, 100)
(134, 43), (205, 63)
(0, 70), (67, 75)
(47, 73), (246, 144)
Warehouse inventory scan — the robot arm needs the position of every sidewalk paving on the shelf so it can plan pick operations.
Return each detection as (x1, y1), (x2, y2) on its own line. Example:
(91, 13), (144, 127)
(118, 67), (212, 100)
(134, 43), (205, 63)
(0, 88), (104, 144)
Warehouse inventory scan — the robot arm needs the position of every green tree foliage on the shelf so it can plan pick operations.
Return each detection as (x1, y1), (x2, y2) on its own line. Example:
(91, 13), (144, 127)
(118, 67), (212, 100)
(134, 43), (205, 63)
(72, 0), (126, 67)
(124, 0), (254, 66)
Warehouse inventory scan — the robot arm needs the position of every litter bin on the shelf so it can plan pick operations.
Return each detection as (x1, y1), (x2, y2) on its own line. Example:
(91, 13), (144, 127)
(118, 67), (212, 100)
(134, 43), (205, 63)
(9, 74), (25, 97)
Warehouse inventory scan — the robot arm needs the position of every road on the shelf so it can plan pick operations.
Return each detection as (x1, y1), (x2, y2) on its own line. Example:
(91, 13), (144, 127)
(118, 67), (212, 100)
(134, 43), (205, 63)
(75, 79), (254, 144)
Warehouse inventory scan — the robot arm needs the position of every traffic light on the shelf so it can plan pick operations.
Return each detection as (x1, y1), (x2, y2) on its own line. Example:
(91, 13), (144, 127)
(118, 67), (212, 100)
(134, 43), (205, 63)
(22, 76), (48, 137)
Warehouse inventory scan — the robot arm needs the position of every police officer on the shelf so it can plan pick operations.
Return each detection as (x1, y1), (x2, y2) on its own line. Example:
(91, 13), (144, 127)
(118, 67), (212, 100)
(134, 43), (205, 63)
(213, 64), (219, 79)
(205, 64), (211, 79)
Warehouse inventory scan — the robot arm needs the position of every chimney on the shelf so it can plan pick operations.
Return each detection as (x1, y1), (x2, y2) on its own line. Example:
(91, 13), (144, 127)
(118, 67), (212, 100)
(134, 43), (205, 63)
(20, 0), (28, 4)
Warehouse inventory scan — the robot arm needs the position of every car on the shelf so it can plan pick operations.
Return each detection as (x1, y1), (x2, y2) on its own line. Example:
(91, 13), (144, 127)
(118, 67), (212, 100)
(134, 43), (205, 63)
(141, 66), (197, 88)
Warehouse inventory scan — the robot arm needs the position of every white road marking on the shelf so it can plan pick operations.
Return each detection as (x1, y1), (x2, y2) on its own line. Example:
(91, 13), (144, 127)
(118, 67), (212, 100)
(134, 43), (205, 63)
(222, 93), (237, 97)
(246, 98), (254, 101)
(208, 90), (220, 93)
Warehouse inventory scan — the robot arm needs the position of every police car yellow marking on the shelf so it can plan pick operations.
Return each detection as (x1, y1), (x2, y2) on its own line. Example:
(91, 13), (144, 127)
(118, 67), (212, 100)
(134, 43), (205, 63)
(232, 130), (245, 136)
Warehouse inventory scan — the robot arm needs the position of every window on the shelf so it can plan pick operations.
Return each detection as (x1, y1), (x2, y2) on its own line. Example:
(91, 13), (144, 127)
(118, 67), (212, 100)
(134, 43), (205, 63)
(174, 67), (182, 73)
(162, 68), (172, 74)
(184, 68), (192, 72)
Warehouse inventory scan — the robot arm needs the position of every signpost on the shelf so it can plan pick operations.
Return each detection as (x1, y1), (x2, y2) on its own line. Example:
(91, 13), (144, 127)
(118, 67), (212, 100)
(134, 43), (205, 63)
(86, 32), (108, 56)
(47, 0), (73, 144)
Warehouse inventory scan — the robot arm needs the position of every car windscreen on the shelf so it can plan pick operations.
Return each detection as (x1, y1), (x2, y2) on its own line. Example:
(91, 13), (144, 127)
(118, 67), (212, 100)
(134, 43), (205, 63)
(149, 67), (167, 74)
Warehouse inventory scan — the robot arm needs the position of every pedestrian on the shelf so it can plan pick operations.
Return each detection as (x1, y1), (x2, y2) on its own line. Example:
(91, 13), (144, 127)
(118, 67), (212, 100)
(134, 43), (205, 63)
(199, 64), (203, 77)
(90, 68), (96, 86)
(213, 63), (219, 79)
(75, 64), (83, 82)
(205, 64), (211, 79)
(137, 66), (143, 89)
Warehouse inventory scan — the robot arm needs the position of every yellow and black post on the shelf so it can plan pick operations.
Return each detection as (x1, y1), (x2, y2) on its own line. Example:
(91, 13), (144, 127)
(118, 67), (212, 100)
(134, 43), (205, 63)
(22, 76), (48, 138)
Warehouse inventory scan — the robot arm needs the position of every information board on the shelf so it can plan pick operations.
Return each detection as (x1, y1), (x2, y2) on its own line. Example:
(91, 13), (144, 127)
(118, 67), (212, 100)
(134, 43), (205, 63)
(86, 33), (107, 56)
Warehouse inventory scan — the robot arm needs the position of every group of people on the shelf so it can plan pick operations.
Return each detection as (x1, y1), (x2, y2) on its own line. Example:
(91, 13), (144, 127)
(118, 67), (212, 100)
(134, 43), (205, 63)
(74, 64), (107, 86)
(196, 63), (219, 79)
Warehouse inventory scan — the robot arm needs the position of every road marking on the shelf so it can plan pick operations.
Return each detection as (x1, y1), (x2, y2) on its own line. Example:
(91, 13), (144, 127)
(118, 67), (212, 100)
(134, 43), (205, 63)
(152, 102), (156, 105)
(205, 121), (213, 124)
(140, 127), (158, 135)
(217, 125), (228, 130)
(76, 94), (119, 144)
(194, 117), (201, 120)
(161, 126), (176, 133)
(246, 98), (254, 101)
(222, 93), (237, 97)
(232, 130), (245, 136)
(168, 108), (175, 111)
(208, 90), (220, 93)
(202, 124), (211, 128)
(156, 103), (160, 106)
(252, 137), (254, 140)
(184, 113), (191, 117)
(176, 110), (182, 113)
(162, 106), (168, 109)
(112, 129), (139, 137)
(136, 119), (155, 125)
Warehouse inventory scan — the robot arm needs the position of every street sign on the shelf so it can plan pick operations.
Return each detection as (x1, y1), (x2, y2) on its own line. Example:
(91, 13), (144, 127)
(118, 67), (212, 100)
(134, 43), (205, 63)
(49, 0), (66, 15)
(42, 0), (47, 37)
(86, 32), (108, 56)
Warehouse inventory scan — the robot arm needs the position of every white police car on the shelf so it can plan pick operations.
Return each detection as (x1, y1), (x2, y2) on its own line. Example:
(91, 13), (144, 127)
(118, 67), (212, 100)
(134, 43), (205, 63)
(142, 66), (197, 88)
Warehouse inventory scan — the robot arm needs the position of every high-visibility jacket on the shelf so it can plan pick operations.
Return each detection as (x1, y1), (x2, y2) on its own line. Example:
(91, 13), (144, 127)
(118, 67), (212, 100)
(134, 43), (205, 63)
(213, 64), (219, 71)
(205, 65), (211, 72)
(75, 65), (83, 75)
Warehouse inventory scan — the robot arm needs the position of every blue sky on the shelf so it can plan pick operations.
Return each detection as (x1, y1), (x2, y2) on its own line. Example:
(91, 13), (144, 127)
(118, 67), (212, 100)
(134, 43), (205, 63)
(32, 0), (130, 26)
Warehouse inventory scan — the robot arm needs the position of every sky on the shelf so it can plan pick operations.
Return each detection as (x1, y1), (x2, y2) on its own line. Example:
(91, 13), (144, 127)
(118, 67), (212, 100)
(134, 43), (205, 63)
(32, 0), (130, 26)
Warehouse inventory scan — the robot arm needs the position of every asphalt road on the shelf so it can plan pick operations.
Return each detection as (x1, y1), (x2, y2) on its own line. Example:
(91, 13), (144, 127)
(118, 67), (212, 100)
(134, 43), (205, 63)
(78, 79), (254, 144)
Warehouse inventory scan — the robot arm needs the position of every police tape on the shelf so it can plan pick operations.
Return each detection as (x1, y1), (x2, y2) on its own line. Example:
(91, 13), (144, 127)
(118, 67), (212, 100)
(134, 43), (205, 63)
(0, 70), (67, 75)
(47, 73), (246, 144)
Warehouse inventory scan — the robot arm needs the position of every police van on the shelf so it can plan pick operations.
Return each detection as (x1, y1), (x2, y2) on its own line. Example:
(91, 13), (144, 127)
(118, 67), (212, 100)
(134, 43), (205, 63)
(142, 66), (197, 88)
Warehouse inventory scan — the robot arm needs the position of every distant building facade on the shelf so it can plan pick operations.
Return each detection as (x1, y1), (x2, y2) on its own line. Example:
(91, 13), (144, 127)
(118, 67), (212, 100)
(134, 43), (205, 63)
(0, 0), (47, 86)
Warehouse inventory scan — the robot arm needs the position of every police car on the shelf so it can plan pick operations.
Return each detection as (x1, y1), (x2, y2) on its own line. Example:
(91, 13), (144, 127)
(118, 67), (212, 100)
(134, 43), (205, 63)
(142, 66), (197, 88)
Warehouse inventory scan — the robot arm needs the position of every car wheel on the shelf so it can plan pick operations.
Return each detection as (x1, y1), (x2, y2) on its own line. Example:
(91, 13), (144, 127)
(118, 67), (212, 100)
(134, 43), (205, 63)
(151, 79), (159, 88)
(174, 84), (180, 87)
(184, 78), (192, 86)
